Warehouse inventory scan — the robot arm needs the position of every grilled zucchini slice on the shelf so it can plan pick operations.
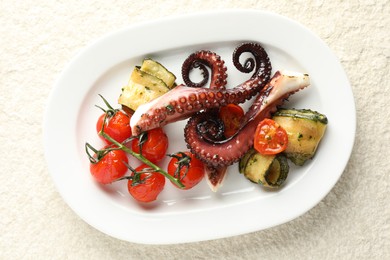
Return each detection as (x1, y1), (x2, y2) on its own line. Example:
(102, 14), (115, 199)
(273, 108), (328, 166)
(239, 148), (257, 174)
(130, 67), (169, 94)
(140, 59), (176, 89)
(239, 148), (289, 188)
(118, 67), (170, 111)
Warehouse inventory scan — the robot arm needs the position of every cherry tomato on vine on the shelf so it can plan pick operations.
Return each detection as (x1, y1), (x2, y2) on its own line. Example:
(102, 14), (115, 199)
(167, 151), (205, 190)
(132, 128), (168, 163)
(89, 145), (129, 184)
(127, 164), (165, 203)
(254, 118), (288, 155)
(219, 104), (245, 138)
(96, 110), (132, 144)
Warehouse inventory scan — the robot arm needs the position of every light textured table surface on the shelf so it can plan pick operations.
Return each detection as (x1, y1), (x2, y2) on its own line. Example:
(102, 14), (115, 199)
(1, 1), (389, 259)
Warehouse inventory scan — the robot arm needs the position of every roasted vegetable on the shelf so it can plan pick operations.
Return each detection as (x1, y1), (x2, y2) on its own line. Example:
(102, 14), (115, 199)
(140, 59), (176, 89)
(130, 67), (169, 94)
(239, 148), (257, 174)
(118, 59), (176, 112)
(272, 108), (327, 166)
(239, 148), (289, 188)
(118, 67), (169, 111)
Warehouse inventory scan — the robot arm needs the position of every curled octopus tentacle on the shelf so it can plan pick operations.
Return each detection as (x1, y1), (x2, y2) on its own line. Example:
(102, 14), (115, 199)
(181, 50), (228, 89)
(130, 43), (272, 135)
(233, 42), (272, 76)
(181, 50), (231, 191)
(185, 42), (272, 136)
(183, 42), (272, 190)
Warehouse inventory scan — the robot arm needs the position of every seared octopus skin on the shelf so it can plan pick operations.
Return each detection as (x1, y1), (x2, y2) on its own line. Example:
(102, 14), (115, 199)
(181, 50), (227, 89)
(181, 43), (272, 190)
(184, 70), (310, 168)
(130, 43), (272, 136)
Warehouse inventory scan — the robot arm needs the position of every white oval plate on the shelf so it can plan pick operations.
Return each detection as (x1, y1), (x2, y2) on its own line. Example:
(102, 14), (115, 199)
(44, 10), (355, 244)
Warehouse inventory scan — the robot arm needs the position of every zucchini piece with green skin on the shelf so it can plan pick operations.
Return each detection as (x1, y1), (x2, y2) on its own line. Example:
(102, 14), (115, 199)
(130, 67), (170, 93)
(239, 148), (257, 174)
(272, 108), (328, 166)
(239, 148), (289, 188)
(140, 59), (176, 89)
(118, 67), (170, 111)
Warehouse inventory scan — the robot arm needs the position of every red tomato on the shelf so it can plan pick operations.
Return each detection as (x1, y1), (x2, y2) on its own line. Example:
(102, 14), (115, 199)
(127, 164), (165, 203)
(96, 110), (132, 144)
(254, 118), (288, 155)
(167, 151), (205, 190)
(132, 128), (168, 163)
(89, 146), (128, 184)
(219, 104), (245, 138)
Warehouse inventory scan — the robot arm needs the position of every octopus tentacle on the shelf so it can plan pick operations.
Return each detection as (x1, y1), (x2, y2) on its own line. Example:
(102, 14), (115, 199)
(181, 50), (230, 192)
(181, 50), (228, 89)
(195, 113), (225, 142)
(184, 71), (310, 167)
(130, 43), (272, 135)
(183, 43), (272, 190)
(131, 80), (263, 135)
(233, 42), (272, 77)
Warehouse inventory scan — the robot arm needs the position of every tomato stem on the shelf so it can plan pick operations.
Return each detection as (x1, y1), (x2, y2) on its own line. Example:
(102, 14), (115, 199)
(100, 130), (185, 189)
(167, 152), (190, 179)
(95, 94), (117, 117)
(85, 142), (123, 164)
(85, 142), (98, 163)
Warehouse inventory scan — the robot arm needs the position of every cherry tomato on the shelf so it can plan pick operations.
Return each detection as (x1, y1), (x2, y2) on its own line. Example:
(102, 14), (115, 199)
(219, 104), (245, 138)
(254, 118), (288, 155)
(89, 146), (128, 184)
(127, 164), (165, 203)
(96, 110), (132, 144)
(132, 128), (168, 163)
(167, 151), (205, 190)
